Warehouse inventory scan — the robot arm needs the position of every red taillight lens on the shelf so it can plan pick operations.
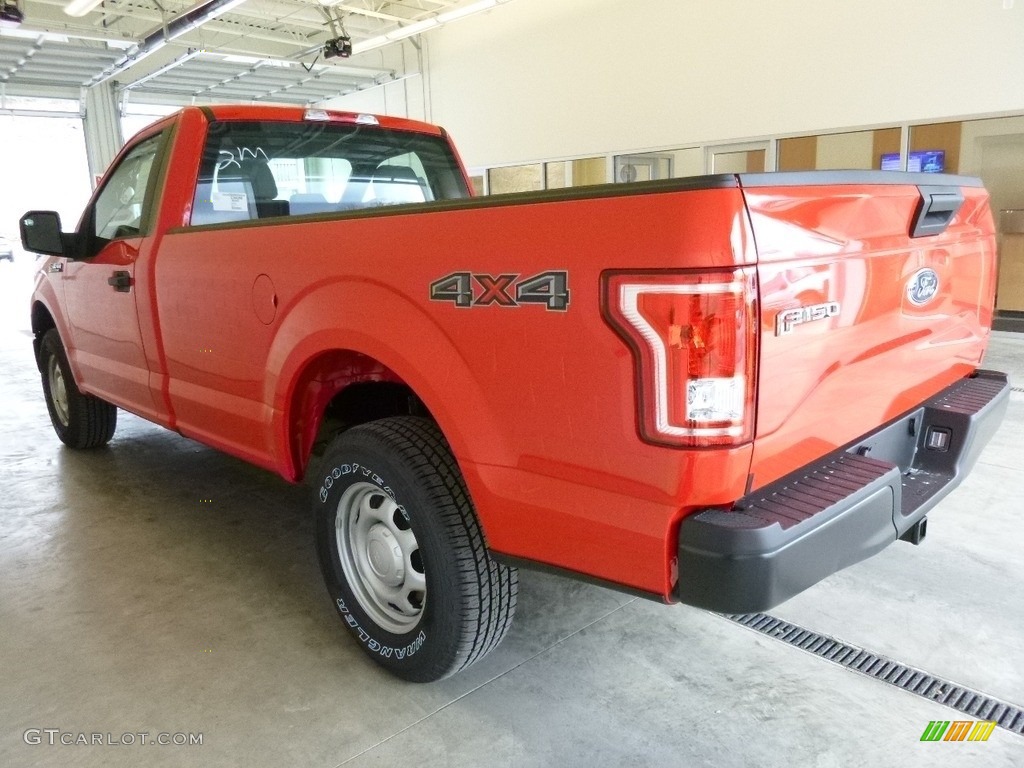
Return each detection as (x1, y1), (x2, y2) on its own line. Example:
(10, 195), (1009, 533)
(603, 269), (758, 447)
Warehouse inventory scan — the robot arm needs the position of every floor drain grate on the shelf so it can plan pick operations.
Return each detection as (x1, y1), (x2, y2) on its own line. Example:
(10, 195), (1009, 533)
(1011, 386), (1024, 394)
(724, 612), (1024, 736)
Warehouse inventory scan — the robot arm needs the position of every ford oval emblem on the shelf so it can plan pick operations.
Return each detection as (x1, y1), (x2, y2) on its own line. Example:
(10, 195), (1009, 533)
(907, 268), (940, 306)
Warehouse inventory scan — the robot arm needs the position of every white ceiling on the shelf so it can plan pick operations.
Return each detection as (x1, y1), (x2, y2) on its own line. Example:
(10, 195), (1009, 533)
(0, 0), (487, 107)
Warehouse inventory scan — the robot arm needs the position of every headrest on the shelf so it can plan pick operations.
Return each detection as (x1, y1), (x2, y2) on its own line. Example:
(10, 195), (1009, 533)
(373, 165), (422, 184)
(244, 160), (278, 200)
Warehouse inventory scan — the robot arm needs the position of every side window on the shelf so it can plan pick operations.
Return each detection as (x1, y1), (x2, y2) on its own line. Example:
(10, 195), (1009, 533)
(93, 133), (164, 241)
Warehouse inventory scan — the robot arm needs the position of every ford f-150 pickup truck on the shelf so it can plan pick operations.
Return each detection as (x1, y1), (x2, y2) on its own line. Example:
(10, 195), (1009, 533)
(21, 105), (1009, 682)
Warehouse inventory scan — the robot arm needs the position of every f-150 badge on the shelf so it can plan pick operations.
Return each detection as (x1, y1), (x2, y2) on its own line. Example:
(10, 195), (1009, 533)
(430, 271), (570, 311)
(775, 301), (840, 336)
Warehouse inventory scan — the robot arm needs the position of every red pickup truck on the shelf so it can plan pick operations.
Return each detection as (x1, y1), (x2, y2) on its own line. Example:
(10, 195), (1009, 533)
(21, 105), (1008, 682)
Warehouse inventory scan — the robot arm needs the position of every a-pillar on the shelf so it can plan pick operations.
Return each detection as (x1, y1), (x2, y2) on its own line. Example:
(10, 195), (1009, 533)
(81, 82), (124, 186)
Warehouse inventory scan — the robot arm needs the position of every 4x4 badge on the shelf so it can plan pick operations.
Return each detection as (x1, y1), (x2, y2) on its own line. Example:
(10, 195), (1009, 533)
(430, 271), (570, 311)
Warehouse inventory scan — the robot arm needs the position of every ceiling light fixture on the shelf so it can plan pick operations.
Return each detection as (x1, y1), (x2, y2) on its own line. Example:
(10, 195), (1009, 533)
(384, 18), (437, 40)
(352, 0), (508, 56)
(436, 0), (499, 23)
(64, 0), (104, 17)
(0, 27), (68, 42)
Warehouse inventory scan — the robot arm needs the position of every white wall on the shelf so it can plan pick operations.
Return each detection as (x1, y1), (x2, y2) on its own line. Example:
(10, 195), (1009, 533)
(959, 116), (1024, 225)
(375, 0), (1024, 169)
(960, 115), (1024, 176)
(321, 75), (427, 122)
(816, 131), (874, 170)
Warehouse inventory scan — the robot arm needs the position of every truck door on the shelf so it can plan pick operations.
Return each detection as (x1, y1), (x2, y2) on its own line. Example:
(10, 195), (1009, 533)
(62, 130), (168, 422)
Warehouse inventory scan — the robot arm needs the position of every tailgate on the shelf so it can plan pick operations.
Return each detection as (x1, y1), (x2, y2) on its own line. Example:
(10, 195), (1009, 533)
(743, 172), (997, 489)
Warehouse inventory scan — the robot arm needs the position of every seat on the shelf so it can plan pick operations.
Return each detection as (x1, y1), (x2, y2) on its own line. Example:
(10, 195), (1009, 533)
(242, 160), (290, 219)
(366, 165), (430, 205)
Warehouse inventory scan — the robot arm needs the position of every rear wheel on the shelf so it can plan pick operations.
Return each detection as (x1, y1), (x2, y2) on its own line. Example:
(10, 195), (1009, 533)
(314, 416), (517, 682)
(39, 329), (117, 448)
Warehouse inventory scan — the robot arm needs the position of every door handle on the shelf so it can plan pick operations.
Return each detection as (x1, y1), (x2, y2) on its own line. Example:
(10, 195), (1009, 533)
(107, 270), (132, 292)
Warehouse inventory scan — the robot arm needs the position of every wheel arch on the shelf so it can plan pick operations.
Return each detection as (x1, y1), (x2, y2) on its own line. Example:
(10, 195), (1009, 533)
(269, 280), (510, 484)
(31, 299), (60, 372)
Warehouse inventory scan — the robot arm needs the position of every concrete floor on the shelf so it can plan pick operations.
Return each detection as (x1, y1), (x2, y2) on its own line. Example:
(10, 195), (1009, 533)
(1, 254), (1022, 767)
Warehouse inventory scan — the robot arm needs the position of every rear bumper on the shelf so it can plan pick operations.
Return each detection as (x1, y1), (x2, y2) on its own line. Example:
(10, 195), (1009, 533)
(676, 369), (1010, 613)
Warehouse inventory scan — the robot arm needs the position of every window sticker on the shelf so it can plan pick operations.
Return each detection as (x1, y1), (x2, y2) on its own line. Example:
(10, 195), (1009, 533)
(210, 191), (249, 212)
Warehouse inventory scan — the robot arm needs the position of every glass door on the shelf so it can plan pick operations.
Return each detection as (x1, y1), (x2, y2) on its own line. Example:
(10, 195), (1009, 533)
(706, 142), (769, 173)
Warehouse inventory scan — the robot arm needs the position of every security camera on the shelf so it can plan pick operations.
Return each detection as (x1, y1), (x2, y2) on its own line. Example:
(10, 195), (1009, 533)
(323, 35), (352, 59)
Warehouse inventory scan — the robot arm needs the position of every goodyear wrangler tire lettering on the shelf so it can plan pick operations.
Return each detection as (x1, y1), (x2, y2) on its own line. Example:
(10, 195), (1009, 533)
(313, 416), (518, 682)
(335, 597), (426, 659)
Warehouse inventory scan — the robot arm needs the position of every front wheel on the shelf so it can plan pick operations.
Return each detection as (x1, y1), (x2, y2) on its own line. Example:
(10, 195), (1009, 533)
(314, 416), (517, 682)
(39, 329), (117, 449)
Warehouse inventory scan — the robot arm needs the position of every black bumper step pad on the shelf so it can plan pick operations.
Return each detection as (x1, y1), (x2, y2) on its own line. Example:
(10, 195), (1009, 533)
(733, 453), (896, 531)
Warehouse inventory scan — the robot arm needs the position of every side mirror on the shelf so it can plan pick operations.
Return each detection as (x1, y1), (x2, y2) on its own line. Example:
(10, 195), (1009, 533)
(20, 211), (65, 257)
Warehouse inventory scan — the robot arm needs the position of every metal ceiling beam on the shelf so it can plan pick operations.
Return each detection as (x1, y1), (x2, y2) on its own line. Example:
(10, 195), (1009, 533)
(186, 65), (374, 82)
(89, 0), (334, 35)
(150, 72), (370, 89)
(26, 53), (122, 65)
(7, 46), (121, 61)
(121, 48), (204, 90)
(144, 78), (355, 93)
(6, 64), (102, 76)
(85, 0), (252, 87)
(328, 4), (409, 23)
(30, 0), (323, 51)
(0, 42), (110, 59)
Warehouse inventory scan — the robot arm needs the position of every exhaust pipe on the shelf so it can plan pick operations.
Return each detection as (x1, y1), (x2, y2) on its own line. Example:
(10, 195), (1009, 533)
(900, 517), (928, 545)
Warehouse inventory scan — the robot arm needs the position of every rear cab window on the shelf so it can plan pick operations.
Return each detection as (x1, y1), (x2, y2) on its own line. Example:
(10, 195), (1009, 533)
(190, 119), (471, 226)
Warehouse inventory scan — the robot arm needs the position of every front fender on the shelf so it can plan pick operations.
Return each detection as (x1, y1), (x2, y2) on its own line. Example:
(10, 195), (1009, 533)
(267, 277), (511, 480)
(29, 262), (74, 372)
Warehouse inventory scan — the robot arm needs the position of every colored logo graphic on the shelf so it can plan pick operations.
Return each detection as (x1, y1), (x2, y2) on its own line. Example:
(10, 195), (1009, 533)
(920, 720), (996, 742)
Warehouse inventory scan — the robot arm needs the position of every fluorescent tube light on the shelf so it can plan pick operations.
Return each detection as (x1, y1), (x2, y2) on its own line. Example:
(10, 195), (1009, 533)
(437, 0), (497, 23)
(384, 18), (438, 40)
(64, 0), (104, 17)
(352, 0), (508, 55)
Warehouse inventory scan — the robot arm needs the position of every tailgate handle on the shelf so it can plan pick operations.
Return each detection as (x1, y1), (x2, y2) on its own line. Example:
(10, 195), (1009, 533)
(910, 185), (964, 238)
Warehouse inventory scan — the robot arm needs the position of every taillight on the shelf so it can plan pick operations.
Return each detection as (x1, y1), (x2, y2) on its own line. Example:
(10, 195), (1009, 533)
(603, 268), (758, 448)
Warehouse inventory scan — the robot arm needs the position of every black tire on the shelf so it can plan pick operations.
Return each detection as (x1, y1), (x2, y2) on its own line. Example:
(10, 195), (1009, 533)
(314, 416), (517, 682)
(39, 328), (117, 449)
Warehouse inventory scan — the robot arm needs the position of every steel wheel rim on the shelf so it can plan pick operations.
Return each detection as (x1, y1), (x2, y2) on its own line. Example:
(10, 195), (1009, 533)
(48, 355), (70, 427)
(335, 481), (426, 634)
